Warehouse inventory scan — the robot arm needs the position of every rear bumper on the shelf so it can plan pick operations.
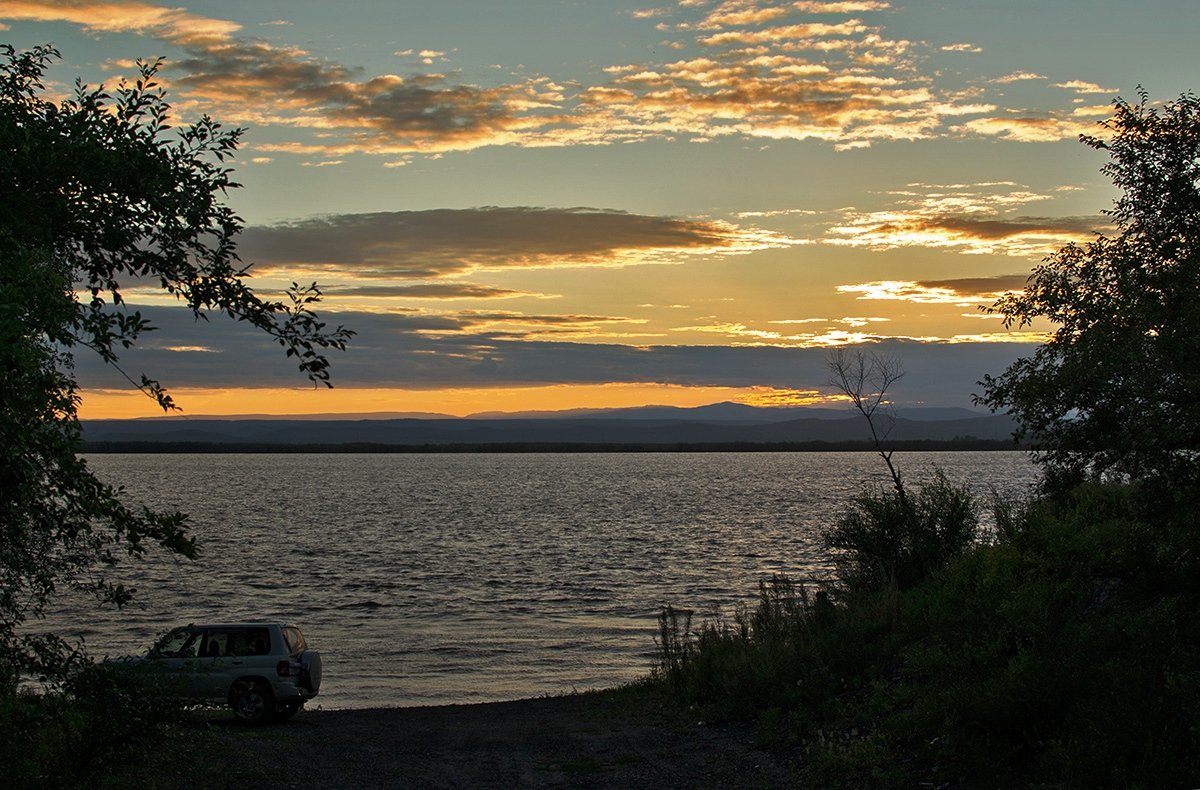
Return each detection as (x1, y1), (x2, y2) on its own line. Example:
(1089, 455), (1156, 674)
(271, 681), (318, 703)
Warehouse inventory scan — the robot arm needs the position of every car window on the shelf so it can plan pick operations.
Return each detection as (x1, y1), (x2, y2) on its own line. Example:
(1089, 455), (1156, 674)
(201, 628), (272, 657)
(198, 631), (226, 657)
(235, 628), (271, 656)
(283, 626), (306, 655)
(153, 628), (199, 658)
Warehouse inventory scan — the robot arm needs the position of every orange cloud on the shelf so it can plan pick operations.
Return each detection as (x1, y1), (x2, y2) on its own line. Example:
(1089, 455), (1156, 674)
(698, 3), (793, 28)
(1, 0), (240, 43)
(735, 386), (838, 407)
(957, 114), (1100, 142)
(792, 1), (891, 11)
(837, 276), (1027, 306)
(698, 19), (869, 46)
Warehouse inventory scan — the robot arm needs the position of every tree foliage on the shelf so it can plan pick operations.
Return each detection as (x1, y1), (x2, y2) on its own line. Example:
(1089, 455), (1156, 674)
(979, 90), (1200, 487)
(0, 44), (352, 684)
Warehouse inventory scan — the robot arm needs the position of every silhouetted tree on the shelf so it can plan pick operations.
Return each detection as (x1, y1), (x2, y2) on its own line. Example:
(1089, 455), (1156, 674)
(0, 45), (352, 684)
(826, 348), (907, 504)
(979, 90), (1200, 488)
(823, 349), (979, 592)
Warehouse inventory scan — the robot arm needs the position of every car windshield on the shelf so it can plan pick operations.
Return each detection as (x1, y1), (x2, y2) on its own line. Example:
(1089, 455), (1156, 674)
(151, 628), (199, 658)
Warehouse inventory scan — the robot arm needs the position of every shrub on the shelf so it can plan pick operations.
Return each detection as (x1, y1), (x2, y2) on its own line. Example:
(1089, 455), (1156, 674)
(807, 482), (1200, 787)
(654, 575), (823, 721)
(0, 660), (190, 787)
(655, 479), (1200, 786)
(823, 469), (979, 594)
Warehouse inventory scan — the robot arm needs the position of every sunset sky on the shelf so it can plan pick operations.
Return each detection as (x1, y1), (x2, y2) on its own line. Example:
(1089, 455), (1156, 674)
(5, 0), (1199, 418)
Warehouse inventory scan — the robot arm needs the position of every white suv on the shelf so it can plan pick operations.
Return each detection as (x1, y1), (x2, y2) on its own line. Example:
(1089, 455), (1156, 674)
(134, 622), (322, 724)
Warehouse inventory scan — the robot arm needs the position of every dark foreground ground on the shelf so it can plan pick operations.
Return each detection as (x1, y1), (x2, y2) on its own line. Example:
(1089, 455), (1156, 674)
(211, 692), (800, 788)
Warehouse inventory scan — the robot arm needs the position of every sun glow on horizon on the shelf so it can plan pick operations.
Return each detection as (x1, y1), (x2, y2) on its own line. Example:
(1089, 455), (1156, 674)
(78, 383), (841, 419)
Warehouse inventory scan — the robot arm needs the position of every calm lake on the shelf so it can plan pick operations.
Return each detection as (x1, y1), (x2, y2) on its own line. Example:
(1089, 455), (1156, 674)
(45, 452), (1037, 708)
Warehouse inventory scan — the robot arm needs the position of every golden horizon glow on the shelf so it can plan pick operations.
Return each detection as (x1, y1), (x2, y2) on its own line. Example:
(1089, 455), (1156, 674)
(78, 383), (843, 420)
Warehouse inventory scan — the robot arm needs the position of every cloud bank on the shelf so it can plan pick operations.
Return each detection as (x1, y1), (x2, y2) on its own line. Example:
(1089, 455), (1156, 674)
(73, 306), (1038, 407)
(239, 207), (798, 279)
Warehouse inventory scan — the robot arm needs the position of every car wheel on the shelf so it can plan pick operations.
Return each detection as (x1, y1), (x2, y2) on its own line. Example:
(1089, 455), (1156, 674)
(229, 679), (274, 725)
(275, 701), (303, 721)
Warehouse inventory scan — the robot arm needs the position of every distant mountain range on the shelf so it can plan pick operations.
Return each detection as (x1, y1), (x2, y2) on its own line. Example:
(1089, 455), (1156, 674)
(81, 402), (1023, 449)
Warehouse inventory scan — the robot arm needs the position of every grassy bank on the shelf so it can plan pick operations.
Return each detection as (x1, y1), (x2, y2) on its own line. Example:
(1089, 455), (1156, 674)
(653, 479), (1200, 787)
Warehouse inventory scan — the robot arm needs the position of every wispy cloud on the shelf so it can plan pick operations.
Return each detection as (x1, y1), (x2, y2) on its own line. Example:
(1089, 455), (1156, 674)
(837, 274), (1028, 305)
(1054, 79), (1117, 94)
(770, 316), (889, 327)
(670, 315), (900, 347)
(956, 114), (1100, 142)
(919, 274), (1029, 295)
(395, 48), (448, 66)
(735, 386), (836, 407)
(792, 2), (892, 11)
(156, 345), (218, 353)
(823, 182), (1103, 255)
(325, 283), (543, 300)
(991, 71), (1045, 83)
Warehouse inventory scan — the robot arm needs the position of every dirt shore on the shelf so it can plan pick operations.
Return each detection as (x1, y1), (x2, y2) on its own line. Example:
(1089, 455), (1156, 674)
(215, 692), (801, 788)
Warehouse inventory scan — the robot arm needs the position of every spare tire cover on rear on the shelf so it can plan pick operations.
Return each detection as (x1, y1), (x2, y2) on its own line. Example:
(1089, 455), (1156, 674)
(300, 649), (322, 693)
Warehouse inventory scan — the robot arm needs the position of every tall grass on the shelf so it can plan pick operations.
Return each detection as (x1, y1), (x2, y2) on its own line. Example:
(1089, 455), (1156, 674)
(655, 576), (825, 722)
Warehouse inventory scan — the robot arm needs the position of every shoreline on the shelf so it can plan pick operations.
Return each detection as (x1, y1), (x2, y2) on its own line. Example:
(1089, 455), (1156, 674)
(81, 438), (1031, 453)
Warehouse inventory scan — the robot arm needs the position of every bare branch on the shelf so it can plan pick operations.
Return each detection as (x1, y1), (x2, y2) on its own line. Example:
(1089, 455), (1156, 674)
(827, 348), (907, 503)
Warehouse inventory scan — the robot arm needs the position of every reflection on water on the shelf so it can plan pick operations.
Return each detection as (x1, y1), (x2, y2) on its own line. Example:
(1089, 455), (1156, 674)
(41, 451), (1036, 708)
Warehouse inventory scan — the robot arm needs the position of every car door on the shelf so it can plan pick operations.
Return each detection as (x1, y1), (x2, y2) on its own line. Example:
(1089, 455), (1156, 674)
(191, 627), (275, 700)
(147, 627), (203, 696)
(190, 627), (234, 700)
